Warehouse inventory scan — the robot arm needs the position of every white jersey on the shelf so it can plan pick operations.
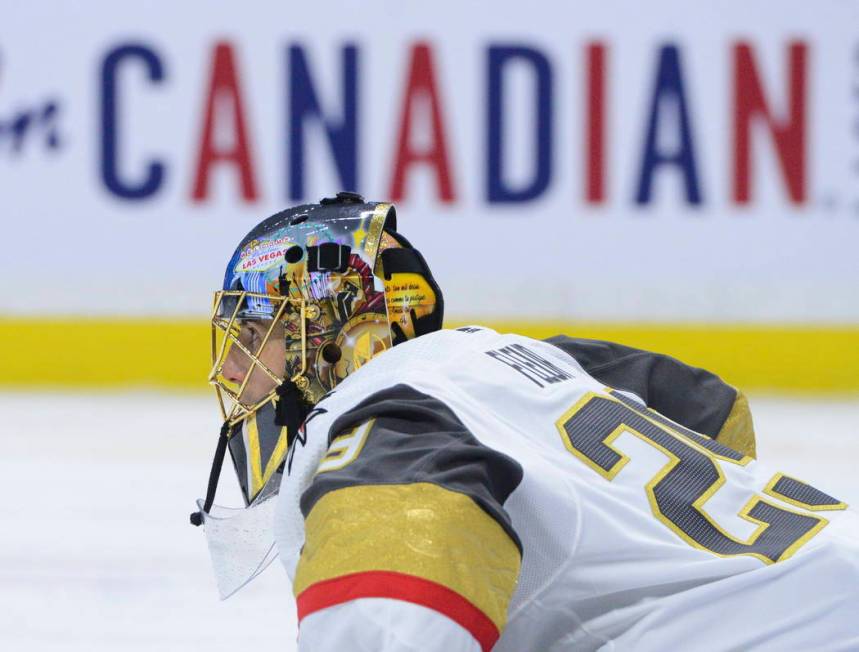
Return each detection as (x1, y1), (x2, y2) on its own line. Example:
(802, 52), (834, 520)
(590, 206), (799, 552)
(275, 327), (859, 651)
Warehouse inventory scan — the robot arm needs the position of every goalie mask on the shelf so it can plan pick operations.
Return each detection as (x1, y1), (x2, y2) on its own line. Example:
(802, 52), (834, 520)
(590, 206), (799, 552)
(192, 193), (443, 528)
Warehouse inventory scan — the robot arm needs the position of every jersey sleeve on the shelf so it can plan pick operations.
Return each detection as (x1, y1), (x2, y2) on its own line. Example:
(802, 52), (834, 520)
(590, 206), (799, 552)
(545, 335), (757, 458)
(293, 384), (524, 652)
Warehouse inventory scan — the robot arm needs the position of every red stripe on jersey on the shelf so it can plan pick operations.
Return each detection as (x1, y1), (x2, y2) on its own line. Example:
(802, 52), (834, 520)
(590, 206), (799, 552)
(296, 570), (500, 652)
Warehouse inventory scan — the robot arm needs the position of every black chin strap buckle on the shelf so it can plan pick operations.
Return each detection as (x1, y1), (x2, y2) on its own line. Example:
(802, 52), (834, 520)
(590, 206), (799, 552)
(274, 378), (311, 447)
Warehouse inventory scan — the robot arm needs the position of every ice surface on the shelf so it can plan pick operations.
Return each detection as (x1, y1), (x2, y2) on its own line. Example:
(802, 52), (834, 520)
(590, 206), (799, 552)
(1, 392), (857, 651)
(0, 393), (296, 652)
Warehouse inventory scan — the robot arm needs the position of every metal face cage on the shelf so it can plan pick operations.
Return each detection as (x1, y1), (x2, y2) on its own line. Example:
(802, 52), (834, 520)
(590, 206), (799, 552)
(209, 290), (311, 427)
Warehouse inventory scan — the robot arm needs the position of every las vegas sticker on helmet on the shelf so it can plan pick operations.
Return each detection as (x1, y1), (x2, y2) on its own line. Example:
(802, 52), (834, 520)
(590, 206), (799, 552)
(234, 234), (304, 275)
(232, 210), (388, 278)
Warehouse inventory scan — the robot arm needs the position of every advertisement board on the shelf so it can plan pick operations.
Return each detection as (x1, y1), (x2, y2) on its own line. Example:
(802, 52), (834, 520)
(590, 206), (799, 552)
(2, 1), (857, 388)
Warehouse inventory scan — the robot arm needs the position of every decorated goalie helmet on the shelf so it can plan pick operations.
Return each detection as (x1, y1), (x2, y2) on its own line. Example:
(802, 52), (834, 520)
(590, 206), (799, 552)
(193, 192), (443, 525)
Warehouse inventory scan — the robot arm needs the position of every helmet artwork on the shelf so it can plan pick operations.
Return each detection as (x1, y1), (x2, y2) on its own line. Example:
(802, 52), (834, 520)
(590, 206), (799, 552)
(198, 193), (443, 510)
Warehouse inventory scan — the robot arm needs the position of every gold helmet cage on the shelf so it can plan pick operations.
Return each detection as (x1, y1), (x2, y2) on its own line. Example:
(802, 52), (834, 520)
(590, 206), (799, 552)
(209, 291), (311, 427)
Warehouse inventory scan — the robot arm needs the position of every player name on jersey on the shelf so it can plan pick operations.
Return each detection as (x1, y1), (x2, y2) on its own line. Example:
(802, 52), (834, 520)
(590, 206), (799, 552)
(486, 343), (574, 388)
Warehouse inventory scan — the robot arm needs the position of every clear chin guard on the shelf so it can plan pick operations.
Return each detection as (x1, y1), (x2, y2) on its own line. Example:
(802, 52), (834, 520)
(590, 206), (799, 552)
(195, 492), (280, 600)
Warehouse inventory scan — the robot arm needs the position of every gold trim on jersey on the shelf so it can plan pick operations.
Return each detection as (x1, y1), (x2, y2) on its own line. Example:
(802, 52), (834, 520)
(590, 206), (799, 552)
(294, 482), (520, 632)
(558, 391), (754, 469)
(633, 426), (827, 565)
(716, 390), (757, 458)
(556, 391), (827, 564)
(763, 472), (848, 512)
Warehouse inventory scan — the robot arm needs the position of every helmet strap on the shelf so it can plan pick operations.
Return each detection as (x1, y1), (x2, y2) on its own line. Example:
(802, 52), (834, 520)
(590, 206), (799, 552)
(189, 420), (233, 527)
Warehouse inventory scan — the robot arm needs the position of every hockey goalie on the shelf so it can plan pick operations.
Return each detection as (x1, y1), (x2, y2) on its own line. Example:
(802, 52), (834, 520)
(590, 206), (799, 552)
(191, 193), (859, 651)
